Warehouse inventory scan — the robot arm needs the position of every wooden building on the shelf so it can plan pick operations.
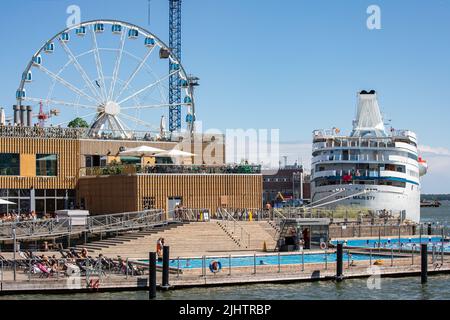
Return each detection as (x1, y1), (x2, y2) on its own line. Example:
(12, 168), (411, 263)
(77, 174), (262, 216)
(0, 126), (261, 216)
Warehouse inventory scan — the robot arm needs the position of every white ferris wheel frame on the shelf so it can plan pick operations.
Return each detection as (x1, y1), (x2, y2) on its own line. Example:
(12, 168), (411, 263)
(16, 19), (195, 138)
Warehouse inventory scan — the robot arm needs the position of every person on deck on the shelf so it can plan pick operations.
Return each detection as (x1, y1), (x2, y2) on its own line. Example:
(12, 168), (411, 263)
(156, 238), (163, 261)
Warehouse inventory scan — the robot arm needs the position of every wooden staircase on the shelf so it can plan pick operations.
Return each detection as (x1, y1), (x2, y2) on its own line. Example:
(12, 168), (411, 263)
(73, 221), (278, 259)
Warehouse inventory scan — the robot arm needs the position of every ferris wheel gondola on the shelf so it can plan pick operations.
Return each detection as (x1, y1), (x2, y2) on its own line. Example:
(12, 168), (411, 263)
(16, 19), (195, 138)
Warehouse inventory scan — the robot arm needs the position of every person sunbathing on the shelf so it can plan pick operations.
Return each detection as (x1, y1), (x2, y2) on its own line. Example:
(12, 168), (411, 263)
(50, 262), (58, 274)
(80, 248), (89, 259)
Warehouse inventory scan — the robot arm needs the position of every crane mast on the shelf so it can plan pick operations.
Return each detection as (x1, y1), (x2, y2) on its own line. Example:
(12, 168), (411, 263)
(169, 0), (182, 132)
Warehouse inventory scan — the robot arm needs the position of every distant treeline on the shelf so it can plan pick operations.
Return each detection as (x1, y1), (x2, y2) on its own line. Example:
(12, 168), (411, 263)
(421, 194), (450, 201)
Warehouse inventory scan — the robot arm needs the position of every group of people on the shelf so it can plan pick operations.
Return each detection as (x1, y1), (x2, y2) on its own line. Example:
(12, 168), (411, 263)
(0, 211), (38, 223)
(33, 254), (60, 274)
(139, 163), (260, 175)
(280, 227), (311, 251)
(228, 209), (266, 221)
(173, 206), (210, 222)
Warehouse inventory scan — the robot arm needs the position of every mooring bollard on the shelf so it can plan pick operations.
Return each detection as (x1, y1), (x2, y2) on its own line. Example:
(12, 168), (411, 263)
(301, 250), (304, 271)
(253, 254), (256, 274)
(421, 243), (428, 284)
(278, 252), (281, 273)
(162, 246), (170, 289)
(202, 256), (206, 277)
(149, 252), (157, 299)
(347, 250), (350, 268)
(336, 243), (343, 282)
(391, 248), (394, 267)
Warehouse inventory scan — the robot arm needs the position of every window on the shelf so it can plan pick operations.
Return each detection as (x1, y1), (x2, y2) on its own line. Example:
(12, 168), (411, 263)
(0, 153), (20, 176)
(36, 154), (57, 176)
(143, 197), (156, 210)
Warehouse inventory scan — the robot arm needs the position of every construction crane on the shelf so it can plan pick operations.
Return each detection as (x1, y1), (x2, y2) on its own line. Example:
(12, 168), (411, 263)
(35, 102), (60, 127)
(147, 0), (184, 132)
(169, 0), (182, 132)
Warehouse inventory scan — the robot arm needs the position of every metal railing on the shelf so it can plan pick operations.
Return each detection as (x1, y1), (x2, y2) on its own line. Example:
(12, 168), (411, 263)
(139, 248), (437, 280)
(0, 209), (165, 241)
(0, 245), (447, 288)
(173, 208), (211, 222)
(0, 255), (148, 285)
(79, 163), (262, 177)
(216, 208), (251, 248)
(0, 125), (176, 142)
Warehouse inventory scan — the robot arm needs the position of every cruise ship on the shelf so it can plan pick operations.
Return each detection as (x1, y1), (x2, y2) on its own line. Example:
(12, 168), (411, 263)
(310, 90), (427, 223)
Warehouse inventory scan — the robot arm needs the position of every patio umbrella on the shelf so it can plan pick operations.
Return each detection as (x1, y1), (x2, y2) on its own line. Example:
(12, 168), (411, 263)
(119, 145), (166, 157)
(154, 149), (196, 157)
(0, 199), (16, 205)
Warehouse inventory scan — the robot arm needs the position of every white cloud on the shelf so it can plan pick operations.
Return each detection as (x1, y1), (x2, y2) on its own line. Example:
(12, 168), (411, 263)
(419, 145), (450, 156)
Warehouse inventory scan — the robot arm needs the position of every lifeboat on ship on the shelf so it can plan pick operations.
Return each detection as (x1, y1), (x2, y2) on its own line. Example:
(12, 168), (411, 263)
(418, 157), (428, 176)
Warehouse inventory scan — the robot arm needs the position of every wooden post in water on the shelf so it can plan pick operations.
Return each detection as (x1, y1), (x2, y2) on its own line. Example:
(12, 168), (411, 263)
(428, 223), (432, 236)
(149, 252), (157, 299)
(421, 243), (428, 284)
(162, 246), (170, 289)
(336, 243), (343, 282)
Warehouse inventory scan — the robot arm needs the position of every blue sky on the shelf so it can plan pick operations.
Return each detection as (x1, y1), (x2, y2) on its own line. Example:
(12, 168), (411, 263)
(1, 0), (450, 193)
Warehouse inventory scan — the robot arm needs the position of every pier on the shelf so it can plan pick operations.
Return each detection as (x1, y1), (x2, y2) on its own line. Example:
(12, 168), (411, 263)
(0, 248), (448, 294)
(0, 215), (449, 295)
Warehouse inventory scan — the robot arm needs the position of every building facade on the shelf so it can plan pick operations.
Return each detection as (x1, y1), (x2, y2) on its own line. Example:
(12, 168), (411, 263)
(0, 126), (261, 216)
(263, 165), (311, 206)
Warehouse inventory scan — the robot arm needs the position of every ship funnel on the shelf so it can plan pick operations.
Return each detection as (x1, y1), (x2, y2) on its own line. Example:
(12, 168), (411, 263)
(351, 90), (387, 137)
(20, 105), (26, 126)
(13, 105), (20, 125)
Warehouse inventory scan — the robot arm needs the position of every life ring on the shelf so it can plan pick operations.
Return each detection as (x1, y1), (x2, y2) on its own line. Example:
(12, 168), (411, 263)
(89, 279), (100, 290)
(209, 260), (222, 273)
(320, 242), (327, 250)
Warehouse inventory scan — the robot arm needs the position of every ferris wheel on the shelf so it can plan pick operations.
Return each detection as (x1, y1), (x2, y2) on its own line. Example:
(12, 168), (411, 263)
(16, 19), (195, 139)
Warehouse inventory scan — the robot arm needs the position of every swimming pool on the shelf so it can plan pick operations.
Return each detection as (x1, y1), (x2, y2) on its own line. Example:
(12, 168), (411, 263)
(330, 236), (450, 252)
(139, 252), (390, 269)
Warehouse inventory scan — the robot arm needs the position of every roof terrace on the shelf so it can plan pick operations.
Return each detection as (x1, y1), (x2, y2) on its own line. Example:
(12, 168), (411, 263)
(0, 125), (217, 142)
(79, 163), (262, 177)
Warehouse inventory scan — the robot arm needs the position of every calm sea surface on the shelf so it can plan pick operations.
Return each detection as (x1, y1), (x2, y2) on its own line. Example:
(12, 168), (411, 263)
(2, 202), (450, 300)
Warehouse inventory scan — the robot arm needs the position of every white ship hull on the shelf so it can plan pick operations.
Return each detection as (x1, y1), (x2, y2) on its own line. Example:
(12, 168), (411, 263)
(311, 183), (421, 223)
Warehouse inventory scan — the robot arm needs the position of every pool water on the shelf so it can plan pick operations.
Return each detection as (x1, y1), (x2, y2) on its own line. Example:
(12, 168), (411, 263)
(331, 236), (449, 252)
(140, 252), (389, 269)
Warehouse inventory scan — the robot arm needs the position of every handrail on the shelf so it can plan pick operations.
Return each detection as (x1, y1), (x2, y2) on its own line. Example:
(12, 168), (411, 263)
(0, 209), (165, 241)
(273, 209), (286, 220)
(271, 209), (286, 240)
(217, 208), (251, 248)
